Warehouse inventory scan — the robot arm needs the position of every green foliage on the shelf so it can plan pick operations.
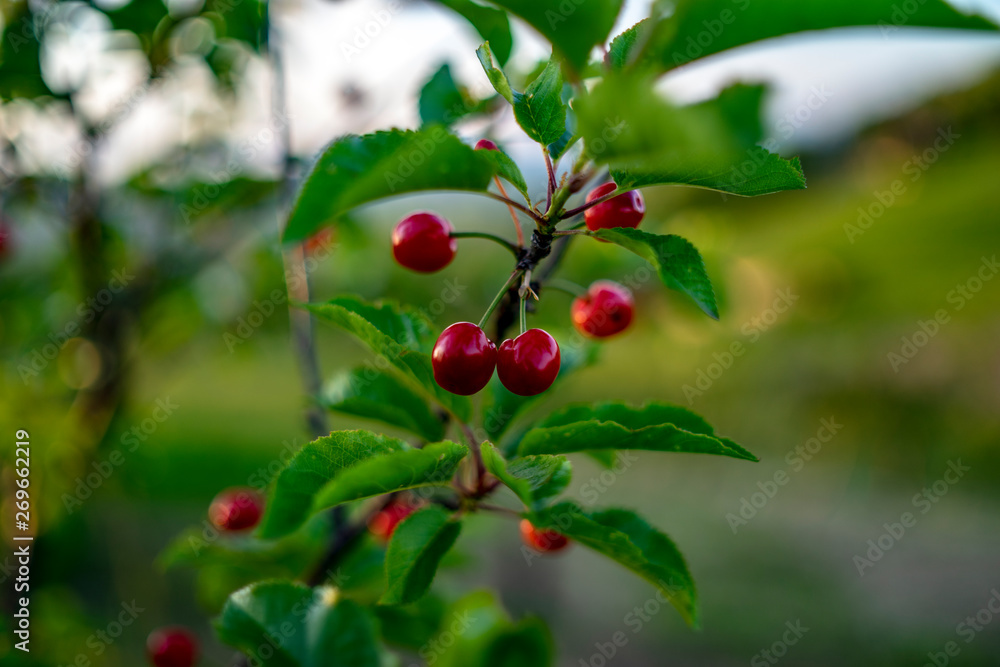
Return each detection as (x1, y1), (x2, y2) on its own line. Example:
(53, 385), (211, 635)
(484, 0), (624, 74)
(481, 443), (571, 510)
(650, 0), (999, 72)
(216, 581), (381, 667)
(307, 296), (471, 420)
(593, 228), (720, 319)
(382, 506), (463, 605)
(435, 0), (514, 65)
(258, 430), (409, 539)
(517, 401), (758, 461)
(419, 63), (480, 127)
(0, 5), (53, 99)
(513, 61), (568, 146)
(283, 129), (496, 242)
(322, 367), (446, 441)
(532, 503), (698, 626)
(312, 442), (467, 509)
(478, 145), (530, 200)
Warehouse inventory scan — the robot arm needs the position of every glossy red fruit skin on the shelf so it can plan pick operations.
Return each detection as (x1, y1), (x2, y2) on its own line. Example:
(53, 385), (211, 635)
(392, 212), (457, 273)
(520, 519), (569, 553)
(583, 182), (645, 232)
(147, 627), (198, 667)
(368, 501), (417, 541)
(432, 322), (497, 395)
(497, 329), (560, 397)
(209, 488), (264, 532)
(571, 281), (635, 338)
(474, 139), (498, 151)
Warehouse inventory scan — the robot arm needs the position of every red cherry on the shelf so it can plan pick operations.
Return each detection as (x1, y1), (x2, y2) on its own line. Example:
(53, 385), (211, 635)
(392, 212), (457, 273)
(474, 139), (498, 151)
(147, 627), (198, 667)
(368, 500), (417, 541)
(432, 322), (497, 395)
(520, 519), (569, 553)
(583, 182), (645, 232)
(571, 281), (635, 338)
(0, 218), (11, 258)
(497, 329), (560, 396)
(208, 488), (264, 532)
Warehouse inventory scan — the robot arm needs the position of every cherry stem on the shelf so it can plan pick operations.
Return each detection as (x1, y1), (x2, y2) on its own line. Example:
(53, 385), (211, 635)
(544, 278), (587, 297)
(483, 192), (545, 225)
(478, 270), (523, 330)
(560, 187), (623, 219)
(479, 503), (522, 517)
(551, 229), (591, 237)
(519, 291), (527, 334)
(451, 231), (520, 257)
(544, 150), (557, 211)
(493, 177), (526, 247)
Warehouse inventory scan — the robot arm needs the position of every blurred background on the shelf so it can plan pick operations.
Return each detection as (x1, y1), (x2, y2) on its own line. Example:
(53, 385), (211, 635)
(2, 0), (1000, 665)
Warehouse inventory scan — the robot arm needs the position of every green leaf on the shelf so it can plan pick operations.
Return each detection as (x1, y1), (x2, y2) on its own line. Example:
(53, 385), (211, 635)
(419, 63), (474, 127)
(518, 401), (757, 461)
(436, 0), (514, 64)
(610, 148), (806, 197)
(374, 595), (448, 650)
(485, 340), (598, 442)
(575, 72), (739, 167)
(312, 441), (467, 510)
(653, 0), (999, 72)
(215, 581), (380, 667)
(283, 128), (495, 242)
(307, 296), (471, 421)
(157, 525), (321, 576)
(382, 506), (462, 605)
(606, 19), (650, 70)
(483, 617), (554, 667)
(481, 443), (570, 509)
(478, 146), (530, 201)
(512, 61), (567, 146)
(593, 228), (719, 319)
(258, 430), (408, 539)
(484, 0), (624, 74)
(532, 503), (698, 626)
(205, 0), (266, 51)
(322, 366), (446, 441)
(476, 42), (515, 104)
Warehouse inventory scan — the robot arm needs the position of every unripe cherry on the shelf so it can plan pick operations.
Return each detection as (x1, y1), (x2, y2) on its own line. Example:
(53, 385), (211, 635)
(520, 519), (569, 553)
(474, 139), (499, 151)
(571, 281), (635, 338)
(147, 627), (198, 667)
(497, 329), (560, 396)
(432, 322), (497, 395)
(208, 488), (265, 532)
(392, 212), (457, 273)
(583, 182), (645, 232)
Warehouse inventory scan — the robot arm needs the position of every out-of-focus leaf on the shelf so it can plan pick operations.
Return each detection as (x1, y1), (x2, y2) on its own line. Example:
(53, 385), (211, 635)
(436, 0), (513, 64)
(215, 581), (380, 666)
